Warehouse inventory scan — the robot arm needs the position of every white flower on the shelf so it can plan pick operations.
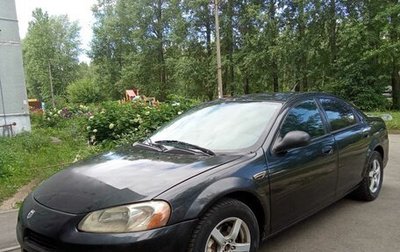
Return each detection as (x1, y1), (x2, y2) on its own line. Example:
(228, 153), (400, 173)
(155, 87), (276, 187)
(109, 123), (115, 129)
(93, 129), (98, 133)
(178, 111), (183, 115)
(89, 116), (94, 120)
(86, 126), (91, 131)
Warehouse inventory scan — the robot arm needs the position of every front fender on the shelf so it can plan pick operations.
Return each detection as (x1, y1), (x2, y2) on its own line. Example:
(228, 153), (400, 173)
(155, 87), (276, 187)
(183, 177), (267, 220)
(155, 149), (270, 230)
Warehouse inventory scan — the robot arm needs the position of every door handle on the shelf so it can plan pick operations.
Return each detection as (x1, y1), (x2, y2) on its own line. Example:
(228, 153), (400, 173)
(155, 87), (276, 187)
(253, 171), (267, 181)
(322, 146), (333, 155)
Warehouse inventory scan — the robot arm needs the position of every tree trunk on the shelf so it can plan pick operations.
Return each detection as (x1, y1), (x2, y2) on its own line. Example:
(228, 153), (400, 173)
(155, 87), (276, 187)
(215, 0), (223, 98)
(392, 60), (400, 109)
(223, 0), (235, 95)
(228, 0), (235, 94)
(269, 0), (279, 92)
(390, 0), (400, 109)
(205, 3), (213, 99)
(302, 74), (308, 91)
(272, 61), (279, 92)
(244, 78), (250, 94)
(329, 0), (337, 64)
(205, 3), (212, 57)
(298, 0), (307, 91)
(240, 0), (252, 94)
(157, 0), (166, 100)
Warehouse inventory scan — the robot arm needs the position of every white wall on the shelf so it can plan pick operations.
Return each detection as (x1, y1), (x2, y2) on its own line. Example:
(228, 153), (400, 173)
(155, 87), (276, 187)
(0, 0), (31, 136)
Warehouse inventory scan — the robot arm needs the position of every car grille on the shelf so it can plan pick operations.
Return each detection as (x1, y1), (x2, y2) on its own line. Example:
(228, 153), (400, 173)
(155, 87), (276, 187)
(24, 229), (58, 251)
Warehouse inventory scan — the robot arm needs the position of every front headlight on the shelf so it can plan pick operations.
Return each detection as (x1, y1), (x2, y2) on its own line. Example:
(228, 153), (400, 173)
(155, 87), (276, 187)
(78, 201), (171, 233)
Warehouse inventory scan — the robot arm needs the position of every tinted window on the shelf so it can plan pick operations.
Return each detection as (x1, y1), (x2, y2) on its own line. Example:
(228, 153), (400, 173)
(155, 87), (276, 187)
(320, 98), (356, 131)
(281, 100), (325, 138)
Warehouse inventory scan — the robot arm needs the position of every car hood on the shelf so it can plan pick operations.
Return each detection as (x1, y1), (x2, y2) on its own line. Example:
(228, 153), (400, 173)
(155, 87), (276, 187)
(33, 145), (241, 214)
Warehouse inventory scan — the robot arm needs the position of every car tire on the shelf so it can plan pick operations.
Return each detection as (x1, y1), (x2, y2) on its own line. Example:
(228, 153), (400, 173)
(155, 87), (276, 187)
(352, 151), (384, 201)
(188, 198), (259, 252)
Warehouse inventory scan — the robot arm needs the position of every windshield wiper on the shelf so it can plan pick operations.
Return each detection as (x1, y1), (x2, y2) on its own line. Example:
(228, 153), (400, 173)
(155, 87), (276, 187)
(135, 138), (168, 152)
(155, 140), (215, 156)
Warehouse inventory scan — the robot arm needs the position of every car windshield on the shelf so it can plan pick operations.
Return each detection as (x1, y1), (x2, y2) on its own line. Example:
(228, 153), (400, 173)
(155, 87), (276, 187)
(150, 101), (281, 152)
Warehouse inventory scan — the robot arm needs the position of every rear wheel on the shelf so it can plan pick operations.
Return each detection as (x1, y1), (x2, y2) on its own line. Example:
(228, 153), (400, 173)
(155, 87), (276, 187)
(188, 199), (259, 252)
(352, 151), (383, 201)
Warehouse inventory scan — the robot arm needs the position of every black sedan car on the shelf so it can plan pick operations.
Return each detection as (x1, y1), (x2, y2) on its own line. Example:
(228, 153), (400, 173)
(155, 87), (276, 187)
(17, 93), (388, 252)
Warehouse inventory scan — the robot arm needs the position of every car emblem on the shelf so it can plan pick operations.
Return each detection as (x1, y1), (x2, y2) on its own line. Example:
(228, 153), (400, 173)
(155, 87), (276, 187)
(27, 209), (36, 219)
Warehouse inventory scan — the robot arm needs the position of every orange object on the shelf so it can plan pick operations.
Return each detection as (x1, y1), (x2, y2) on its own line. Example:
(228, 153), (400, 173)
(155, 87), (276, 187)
(28, 99), (42, 111)
(125, 89), (140, 101)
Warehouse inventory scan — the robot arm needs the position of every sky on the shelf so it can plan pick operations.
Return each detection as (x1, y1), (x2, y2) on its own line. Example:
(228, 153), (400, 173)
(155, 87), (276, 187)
(14, 0), (97, 63)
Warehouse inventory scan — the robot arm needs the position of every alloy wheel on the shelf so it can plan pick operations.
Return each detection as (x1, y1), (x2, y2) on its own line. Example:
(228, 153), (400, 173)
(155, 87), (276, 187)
(369, 159), (381, 193)
(205, 217), (251, 252)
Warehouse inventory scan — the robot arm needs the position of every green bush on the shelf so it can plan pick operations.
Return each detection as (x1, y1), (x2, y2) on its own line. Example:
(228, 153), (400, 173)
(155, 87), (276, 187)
(86, 97), (199, 145)
(67, 78), (104, 104)
(329, 82), (389, 111)
(41, 104), (92, 128)
(31, 95), (199, 147)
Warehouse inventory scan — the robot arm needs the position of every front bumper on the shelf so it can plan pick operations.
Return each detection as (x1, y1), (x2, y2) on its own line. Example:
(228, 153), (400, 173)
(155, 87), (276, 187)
(17, 195), (196, 252)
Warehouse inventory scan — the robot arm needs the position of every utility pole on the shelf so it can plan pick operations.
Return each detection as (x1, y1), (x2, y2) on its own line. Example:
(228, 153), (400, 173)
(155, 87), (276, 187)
(214, 0), (223, 98)
(48, 62), (55, 108)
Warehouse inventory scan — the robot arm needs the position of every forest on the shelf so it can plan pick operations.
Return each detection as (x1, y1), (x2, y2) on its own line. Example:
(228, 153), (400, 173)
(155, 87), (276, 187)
(22, 0), (400, 110)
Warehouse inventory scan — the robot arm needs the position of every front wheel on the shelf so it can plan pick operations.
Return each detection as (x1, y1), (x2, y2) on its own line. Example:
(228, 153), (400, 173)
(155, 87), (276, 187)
(352, 151), (384, 201)
(188, 199), (259, 252)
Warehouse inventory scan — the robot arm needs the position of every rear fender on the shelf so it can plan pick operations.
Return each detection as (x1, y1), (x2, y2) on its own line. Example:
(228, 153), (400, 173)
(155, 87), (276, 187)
(362, 132), (388, 176)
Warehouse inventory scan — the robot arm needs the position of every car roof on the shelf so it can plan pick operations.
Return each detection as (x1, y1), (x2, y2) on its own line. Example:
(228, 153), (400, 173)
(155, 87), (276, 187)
(218, 92), (337, 104)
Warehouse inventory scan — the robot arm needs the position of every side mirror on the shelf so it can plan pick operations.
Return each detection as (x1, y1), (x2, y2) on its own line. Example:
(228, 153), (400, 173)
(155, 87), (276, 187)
(273, 130), (311, 154)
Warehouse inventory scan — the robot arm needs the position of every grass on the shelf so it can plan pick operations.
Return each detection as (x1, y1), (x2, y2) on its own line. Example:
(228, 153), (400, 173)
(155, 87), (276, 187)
(366, 111), (400, 131)
(0, 118), (101, 203)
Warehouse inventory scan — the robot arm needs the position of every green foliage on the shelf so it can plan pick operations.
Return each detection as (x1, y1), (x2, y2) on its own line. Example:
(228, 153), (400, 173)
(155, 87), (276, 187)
(19, 1), (400, 110)
(67, 78), (103, 104)
(86, 97), (199, 145)
(23, 8), (81, 101)
(35, 96), (198, 147)
(41, 105), (92, 127)
(0, 119), (100, 202)
(330, 82), (388, 111)
(88, 0), (400, 110)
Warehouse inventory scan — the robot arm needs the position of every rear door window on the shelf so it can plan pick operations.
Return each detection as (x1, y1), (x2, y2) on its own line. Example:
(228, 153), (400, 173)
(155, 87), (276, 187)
(319, 98), (357, 131)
